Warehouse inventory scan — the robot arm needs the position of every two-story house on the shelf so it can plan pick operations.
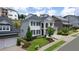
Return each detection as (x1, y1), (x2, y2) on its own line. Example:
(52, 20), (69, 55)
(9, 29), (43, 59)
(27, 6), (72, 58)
(20, 14), (69, 37)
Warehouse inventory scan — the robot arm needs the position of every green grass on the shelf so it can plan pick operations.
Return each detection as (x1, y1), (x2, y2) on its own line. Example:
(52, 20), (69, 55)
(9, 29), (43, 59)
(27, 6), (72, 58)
(45, 40), (65, 51)
(26, 37), (49, 51)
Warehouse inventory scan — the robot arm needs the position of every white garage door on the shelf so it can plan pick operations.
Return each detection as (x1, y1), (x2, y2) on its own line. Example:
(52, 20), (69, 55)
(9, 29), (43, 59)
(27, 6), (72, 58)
(0, 37), (17, 49)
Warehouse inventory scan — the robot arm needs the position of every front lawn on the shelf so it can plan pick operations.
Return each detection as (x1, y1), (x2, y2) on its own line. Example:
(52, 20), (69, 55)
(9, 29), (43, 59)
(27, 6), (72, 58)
(45, 40), (65, 51)
(26, 37), (49, 51)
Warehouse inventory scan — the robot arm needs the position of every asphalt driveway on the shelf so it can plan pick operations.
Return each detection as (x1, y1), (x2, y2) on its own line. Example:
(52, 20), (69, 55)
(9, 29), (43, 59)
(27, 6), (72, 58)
(58, 37), (79, 51)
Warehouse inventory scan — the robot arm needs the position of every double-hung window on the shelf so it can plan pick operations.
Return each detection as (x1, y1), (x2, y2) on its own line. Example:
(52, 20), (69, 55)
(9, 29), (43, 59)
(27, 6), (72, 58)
(31, 21), (36, 26)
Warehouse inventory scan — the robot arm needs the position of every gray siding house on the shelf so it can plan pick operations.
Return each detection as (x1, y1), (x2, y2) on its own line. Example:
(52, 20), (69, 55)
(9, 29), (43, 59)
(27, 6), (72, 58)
(40, 15), (63, 35)
(20, 14), (69, 37)
(0, 16), (18, 49)
(20, 14), (41, 37)
(0, 16), (18, 36)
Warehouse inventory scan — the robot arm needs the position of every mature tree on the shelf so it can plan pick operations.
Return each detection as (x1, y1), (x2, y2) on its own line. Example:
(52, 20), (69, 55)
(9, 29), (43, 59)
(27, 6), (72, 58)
(47, 27), (55, 37)
(18, 14), (26, 20)
(13, 20), (21, 29)
(26, 26), (32, 41)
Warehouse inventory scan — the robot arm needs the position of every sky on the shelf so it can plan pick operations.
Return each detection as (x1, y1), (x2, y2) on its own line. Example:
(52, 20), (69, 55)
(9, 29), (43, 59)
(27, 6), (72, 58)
(13, 7), (79, 16)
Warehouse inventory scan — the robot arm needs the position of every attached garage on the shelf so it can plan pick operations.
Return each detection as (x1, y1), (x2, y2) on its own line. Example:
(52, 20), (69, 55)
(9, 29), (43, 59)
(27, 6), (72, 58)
(0, 37), (17, 49)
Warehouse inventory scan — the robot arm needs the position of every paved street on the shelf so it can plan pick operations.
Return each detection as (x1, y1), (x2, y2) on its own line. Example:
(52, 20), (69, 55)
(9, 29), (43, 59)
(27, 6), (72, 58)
(58, 37), (79, 51)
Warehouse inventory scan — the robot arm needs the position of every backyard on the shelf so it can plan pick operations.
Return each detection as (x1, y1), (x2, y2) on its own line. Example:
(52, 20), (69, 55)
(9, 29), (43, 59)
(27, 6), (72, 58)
(26, 37), (49, 51)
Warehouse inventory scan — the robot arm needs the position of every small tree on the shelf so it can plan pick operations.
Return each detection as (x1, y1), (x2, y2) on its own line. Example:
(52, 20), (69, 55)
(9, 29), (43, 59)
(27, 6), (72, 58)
(47, 27), (55, 37)
(26, 26), (32, 41)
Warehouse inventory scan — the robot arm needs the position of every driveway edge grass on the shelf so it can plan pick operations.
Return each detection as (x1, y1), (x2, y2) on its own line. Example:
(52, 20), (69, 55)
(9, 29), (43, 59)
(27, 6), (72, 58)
(44, 40), (65, 51)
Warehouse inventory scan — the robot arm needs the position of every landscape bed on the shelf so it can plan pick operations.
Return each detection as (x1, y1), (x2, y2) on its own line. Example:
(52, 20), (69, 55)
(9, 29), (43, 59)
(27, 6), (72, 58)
(45, 40), (65, 51)
(26, 37), (49, 51)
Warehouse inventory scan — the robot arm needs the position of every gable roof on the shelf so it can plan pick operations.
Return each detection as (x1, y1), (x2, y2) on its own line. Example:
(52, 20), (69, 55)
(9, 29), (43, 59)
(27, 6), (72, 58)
(52, 16), (68, 22)
(64, 15), (78, 18)
(23, 14), (40, 23)
(52, 16), (71, 25)
(39, 14), (50, 20)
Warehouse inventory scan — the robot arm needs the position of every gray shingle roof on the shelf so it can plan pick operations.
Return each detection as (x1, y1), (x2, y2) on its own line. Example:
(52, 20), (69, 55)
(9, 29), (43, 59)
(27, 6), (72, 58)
(52, 16), (68, 22)
(23, 14), (69, 24)
(0, 16), (12, 25)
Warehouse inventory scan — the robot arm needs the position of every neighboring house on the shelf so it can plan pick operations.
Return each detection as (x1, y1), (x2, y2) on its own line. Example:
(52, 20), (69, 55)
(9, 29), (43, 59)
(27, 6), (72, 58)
(0, 16), (18, 36)
(0, 16), (18, 49)
(0, 7), (8, 16)
(20, 14), (69, 37)
(54, 16), (71, 27)
(0, 7), (18, 20)
(40, 15), (63, 35)
(64, 15), (79, 27)
(7, 8), (18, 20)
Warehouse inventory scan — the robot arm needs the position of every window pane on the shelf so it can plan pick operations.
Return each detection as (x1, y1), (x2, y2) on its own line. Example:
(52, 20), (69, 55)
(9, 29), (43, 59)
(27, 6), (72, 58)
(34, 30), (35, 35)
(3, 26), (5, 30)
(39, 30), (40, 34)
(37, 30), (38, 34)
(31, 22), (32, 26)
(41, 23), (44, 28)
(46, 23), (48, 28)
(6, 26), (9, 30)
(34, 22), (35, 26)
(39, 22), (40, 26)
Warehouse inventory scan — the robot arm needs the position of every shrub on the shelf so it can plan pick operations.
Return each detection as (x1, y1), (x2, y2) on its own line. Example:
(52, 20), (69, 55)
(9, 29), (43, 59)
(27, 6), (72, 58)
(26, 26), (32, 41)
(16, 38), (21, 46)
(21, 40), (31, 48)
(57, 27), (71, 35)
(22, 37), (27, 41)
(47, 27), (55, 37)
(46, 38), (54, 43)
